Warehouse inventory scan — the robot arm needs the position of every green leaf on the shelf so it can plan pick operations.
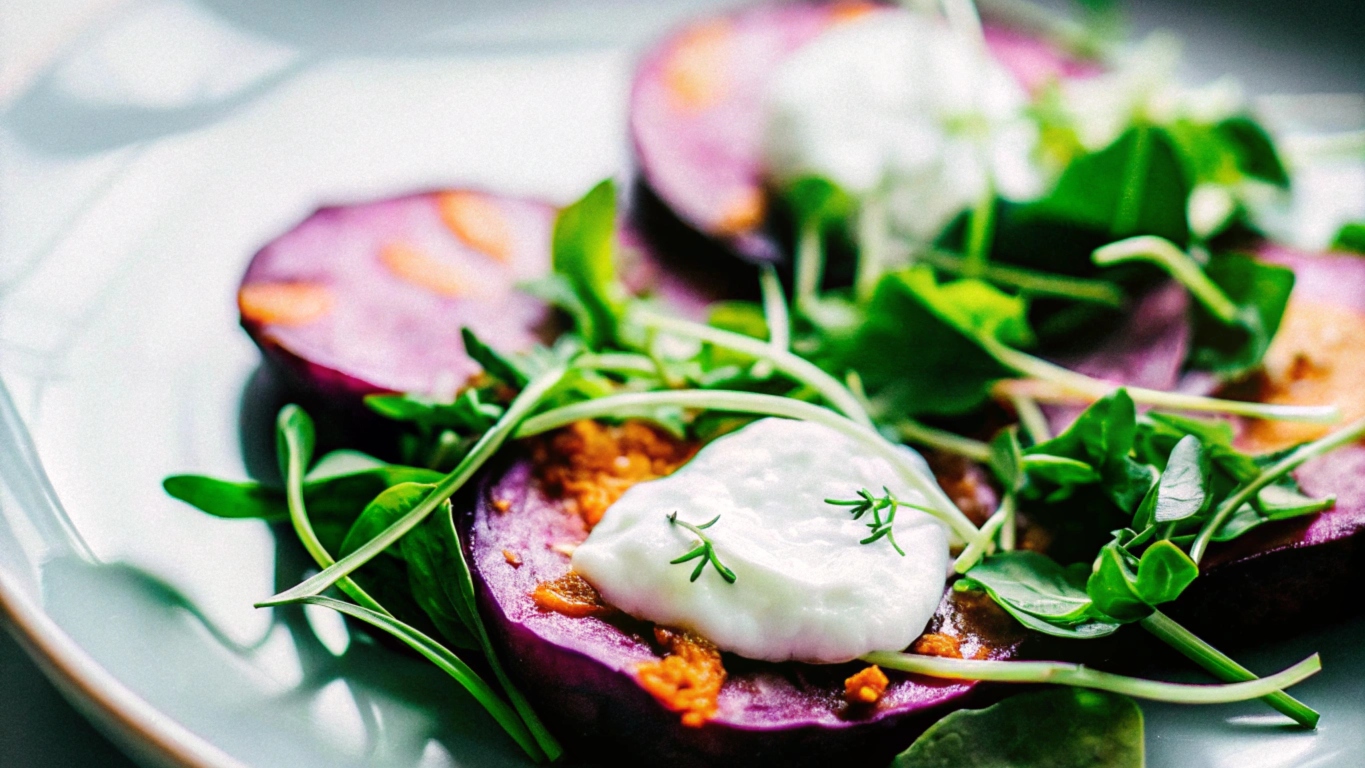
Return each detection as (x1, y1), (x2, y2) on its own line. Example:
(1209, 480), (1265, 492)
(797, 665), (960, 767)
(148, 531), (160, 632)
(365, 388), (504, 434)
(989, 428), (1025, 493)
(1212, 486), (1336, 543)
(1332, 222), (1365, 254)
(1087, 541), (1151, 622)
(1031, 124), (1191, 246)
(893, 688), (1144, 768)
(339, 482), (440, 561)
(552, 179), (624, 349)
(1216, 116), (1290, 188)
(275, 404), (315, 483)
(783, 175), (856, 232)
(162, 476), (287, 520)
(1029, 390), (1137, 470)
(831, 267), (1030, 417)
(1134, 541), (1199, 605)
(1022, 454), (1103, 493)
(965, 551), (1095, 622)
(1188, 252), (1295, 375)
(1153, 435), (1210, 523)
(462, 327), (531, 387)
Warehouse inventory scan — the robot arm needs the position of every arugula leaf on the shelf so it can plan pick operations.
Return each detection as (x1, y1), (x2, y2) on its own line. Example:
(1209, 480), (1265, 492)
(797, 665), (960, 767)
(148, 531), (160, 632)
(893, 688), (1144, 768)
(1152, 435), (1210, 523)
(552, 179), (625, 349)
(1188, 251), (1295, 375)
(1332, 222), (1365, 254)
(831, 267), (1030, 417)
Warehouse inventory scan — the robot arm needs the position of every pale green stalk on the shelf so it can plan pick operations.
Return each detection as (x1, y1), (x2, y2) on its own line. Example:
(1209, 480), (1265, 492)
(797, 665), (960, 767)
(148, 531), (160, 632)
(862, 650), (1321, 704)
(1010, 394), (1052, 443)
(895, 419), (992, 463)
(1093, 236), (1240, 324)
(630, 307), (873, 426)
(855, 193), (890, 303)
(988, 347), (1339, 423)
(795, 221), (825, 314)
(953, 495), (1014, 573)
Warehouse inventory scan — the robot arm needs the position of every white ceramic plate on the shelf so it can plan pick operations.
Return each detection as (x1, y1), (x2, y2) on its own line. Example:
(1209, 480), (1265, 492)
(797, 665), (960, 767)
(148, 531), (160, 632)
(1, 1), (1362, 766)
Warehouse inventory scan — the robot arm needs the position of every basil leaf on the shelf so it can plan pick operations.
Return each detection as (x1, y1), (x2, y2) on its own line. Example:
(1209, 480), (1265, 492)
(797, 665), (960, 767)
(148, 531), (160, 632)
(1188, 252), (1295, 375)
(1029, 389), (1137, 471)
(893, 688), (1144, 768)
(1153, 435), (1210, 523)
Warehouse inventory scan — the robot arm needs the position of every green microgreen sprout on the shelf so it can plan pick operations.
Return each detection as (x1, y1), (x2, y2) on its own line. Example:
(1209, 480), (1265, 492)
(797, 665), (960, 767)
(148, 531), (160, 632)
(667, 512), (738, 583)
(826, 487), (908, 556)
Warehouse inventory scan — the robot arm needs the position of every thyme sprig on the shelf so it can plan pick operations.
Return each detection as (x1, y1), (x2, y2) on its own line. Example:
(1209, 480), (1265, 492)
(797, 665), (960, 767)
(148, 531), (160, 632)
(826, 487), (912, 556)
(667, 512), (738, 584)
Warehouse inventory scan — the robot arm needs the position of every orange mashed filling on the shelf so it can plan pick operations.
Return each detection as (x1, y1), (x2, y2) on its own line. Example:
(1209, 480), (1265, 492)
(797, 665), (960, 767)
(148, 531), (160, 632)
(531, 420), (697, 528)
(844, 665), (890, 706)
(637, 627), (727, 728)
(911, 632), (964, 659)
(530, 572), (613, 619)
(1241, 299), (1365, 453)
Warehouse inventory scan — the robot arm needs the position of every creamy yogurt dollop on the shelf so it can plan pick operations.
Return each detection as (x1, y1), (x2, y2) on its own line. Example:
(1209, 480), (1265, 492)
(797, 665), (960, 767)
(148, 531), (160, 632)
(763, 11), (1039, 241)
(571, 418), (950, 664)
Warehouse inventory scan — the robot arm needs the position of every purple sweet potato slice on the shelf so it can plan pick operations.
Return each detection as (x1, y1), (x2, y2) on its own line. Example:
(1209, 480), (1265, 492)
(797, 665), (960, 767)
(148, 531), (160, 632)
(461, 453), (1028, 768)
(239, 190), (558, 401)
(628, 1), (1100, 257)
(239, 189), (724, 405)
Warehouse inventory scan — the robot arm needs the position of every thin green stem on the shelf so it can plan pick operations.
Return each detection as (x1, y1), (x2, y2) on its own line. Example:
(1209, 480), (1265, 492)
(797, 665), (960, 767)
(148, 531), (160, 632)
(515, 390), (986, 549)
(895, 419), (993, 463)
(953, 495), (1014, 573)
(962, 181), (996, 278)
(918, 248), (1126, 307)
(257, 366), (569, 607)
(999, 493), (1017, 551)
(1141, 610), (1319, 728)
(861, 650), (1321, 704)
(988, 349), (1340, 424)
(1190, 415), (1365, 563)
(795, 221), (825, 314)
(575, 352), (661, 378)
(1093, 236), (1240, 324)
(855, 193), (890, 303)
(278, 407), (390, 616)
(630, 307), (873, 426)
(1010, 394), (1052, 444)
(759, 264), (791, 354)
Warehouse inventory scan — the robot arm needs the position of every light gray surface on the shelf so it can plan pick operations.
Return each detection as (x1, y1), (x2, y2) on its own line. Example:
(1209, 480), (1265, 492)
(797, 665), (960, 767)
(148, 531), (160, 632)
(0, 0), (1360, 766)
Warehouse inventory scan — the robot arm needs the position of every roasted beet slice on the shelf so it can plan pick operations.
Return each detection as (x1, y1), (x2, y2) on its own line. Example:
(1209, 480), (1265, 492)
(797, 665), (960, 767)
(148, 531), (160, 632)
(629, 1), (1099, 259)
(239, 189), (726, 404)
(461, 454), (1027, 768)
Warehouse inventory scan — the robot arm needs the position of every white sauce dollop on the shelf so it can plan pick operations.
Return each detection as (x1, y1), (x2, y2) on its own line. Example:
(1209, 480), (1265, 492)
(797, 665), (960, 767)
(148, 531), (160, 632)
(763, 12), (1039, 241)
(571, 418), (949, 663)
